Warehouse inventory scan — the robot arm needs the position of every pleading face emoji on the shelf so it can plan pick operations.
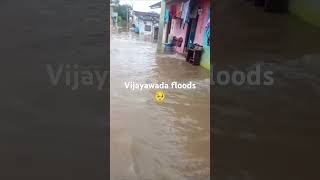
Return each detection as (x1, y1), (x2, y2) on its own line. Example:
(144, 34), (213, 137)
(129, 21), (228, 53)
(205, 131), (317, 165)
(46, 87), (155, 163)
(154, 90), (165, 103)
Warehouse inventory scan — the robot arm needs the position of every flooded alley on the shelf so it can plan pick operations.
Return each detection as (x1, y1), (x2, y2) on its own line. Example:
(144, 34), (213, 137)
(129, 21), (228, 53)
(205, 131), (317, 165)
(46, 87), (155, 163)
(110, 30), (210, 180)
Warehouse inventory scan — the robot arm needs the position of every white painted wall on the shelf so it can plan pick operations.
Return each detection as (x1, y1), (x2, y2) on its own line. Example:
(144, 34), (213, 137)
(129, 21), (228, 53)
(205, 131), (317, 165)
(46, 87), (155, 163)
(132, 15), (159, 40)
(137, 18), (154, 35)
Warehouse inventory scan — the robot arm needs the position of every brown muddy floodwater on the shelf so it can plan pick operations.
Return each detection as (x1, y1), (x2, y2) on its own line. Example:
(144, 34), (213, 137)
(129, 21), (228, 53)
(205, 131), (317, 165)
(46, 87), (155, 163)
(110, 30), (210, 180)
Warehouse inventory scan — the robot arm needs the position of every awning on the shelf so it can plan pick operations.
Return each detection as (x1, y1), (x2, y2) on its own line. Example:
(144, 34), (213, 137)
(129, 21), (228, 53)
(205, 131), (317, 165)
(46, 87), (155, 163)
(150, 1), (161, 9)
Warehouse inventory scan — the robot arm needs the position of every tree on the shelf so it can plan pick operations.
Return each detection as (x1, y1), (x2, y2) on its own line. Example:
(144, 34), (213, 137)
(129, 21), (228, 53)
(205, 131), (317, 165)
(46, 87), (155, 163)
(114, 4), (132, 23)
(111, 0), (119, 6)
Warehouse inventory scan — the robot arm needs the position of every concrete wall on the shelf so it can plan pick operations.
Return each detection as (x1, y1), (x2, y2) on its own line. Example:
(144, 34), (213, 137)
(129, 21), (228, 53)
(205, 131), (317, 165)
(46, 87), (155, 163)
(139, 19), (146, 33)
(162, 23), (168, 43)
(193, 0), (209, 45)
(170, 18), (189, 54)
(157, 0), (167, 50)
(193, 0), (210, 70)
(136, 18), (154, 35)
(289, 0), (320, 27)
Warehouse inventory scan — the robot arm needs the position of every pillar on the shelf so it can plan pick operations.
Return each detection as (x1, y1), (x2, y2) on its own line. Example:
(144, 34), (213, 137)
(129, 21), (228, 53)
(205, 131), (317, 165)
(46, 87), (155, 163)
(157, 0), (166, 52)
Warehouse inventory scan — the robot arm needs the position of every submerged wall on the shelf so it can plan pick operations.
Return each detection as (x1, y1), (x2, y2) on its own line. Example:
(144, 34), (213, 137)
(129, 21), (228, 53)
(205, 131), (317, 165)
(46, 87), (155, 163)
(289, 0), (320, 27)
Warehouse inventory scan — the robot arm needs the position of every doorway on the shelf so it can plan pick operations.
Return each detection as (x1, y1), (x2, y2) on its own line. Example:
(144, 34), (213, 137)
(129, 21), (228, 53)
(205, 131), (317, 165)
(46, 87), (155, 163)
(165, 15), (172, 43)
(184, 16), (198, 52)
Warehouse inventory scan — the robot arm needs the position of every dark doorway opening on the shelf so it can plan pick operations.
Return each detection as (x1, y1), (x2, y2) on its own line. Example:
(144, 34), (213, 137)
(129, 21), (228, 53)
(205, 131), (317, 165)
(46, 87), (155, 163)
(184, 16), (199, 53)
(165, 15), (172, 43)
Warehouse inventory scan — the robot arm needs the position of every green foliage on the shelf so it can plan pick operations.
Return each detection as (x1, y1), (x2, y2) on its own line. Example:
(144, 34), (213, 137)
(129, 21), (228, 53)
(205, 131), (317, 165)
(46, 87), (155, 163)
(112, 0), (119, 5)
(117, 16), (122, 23)
(113, 4), (132, 23)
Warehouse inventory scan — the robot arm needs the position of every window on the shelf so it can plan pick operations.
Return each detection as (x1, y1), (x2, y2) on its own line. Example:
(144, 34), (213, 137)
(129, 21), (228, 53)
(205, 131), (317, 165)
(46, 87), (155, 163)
(145, 25), (151, 32)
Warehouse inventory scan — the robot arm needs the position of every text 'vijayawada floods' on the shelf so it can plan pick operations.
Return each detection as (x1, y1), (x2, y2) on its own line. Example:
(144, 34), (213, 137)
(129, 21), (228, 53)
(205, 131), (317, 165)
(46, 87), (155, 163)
(124, 81), (197, 91)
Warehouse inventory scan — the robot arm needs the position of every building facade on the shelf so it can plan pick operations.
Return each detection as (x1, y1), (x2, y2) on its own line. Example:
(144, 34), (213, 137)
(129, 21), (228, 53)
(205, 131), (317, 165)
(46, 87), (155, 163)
(132, 11), (160, 38)
(160, 0), (211, 70)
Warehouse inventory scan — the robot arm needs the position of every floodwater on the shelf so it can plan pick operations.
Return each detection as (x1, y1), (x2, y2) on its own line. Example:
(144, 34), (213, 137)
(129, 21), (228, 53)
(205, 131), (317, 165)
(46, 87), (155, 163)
(110, 29), (210, 180)
(213, 1), (320, 179)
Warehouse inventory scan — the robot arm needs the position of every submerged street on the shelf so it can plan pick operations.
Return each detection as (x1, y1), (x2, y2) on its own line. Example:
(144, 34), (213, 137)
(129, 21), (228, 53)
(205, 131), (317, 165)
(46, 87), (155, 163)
(110, 30), (210, 180)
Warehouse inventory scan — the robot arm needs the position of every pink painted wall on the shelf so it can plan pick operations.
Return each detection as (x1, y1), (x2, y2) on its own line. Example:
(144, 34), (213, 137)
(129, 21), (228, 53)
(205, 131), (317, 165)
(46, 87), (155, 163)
(194, 0), (210, 45)
(169, 18), (189, 54)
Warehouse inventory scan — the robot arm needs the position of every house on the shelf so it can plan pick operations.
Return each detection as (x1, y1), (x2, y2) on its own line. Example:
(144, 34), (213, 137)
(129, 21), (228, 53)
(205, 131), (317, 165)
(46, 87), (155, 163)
(154, 0), (211, 70)
(131, 11), (160, 39)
